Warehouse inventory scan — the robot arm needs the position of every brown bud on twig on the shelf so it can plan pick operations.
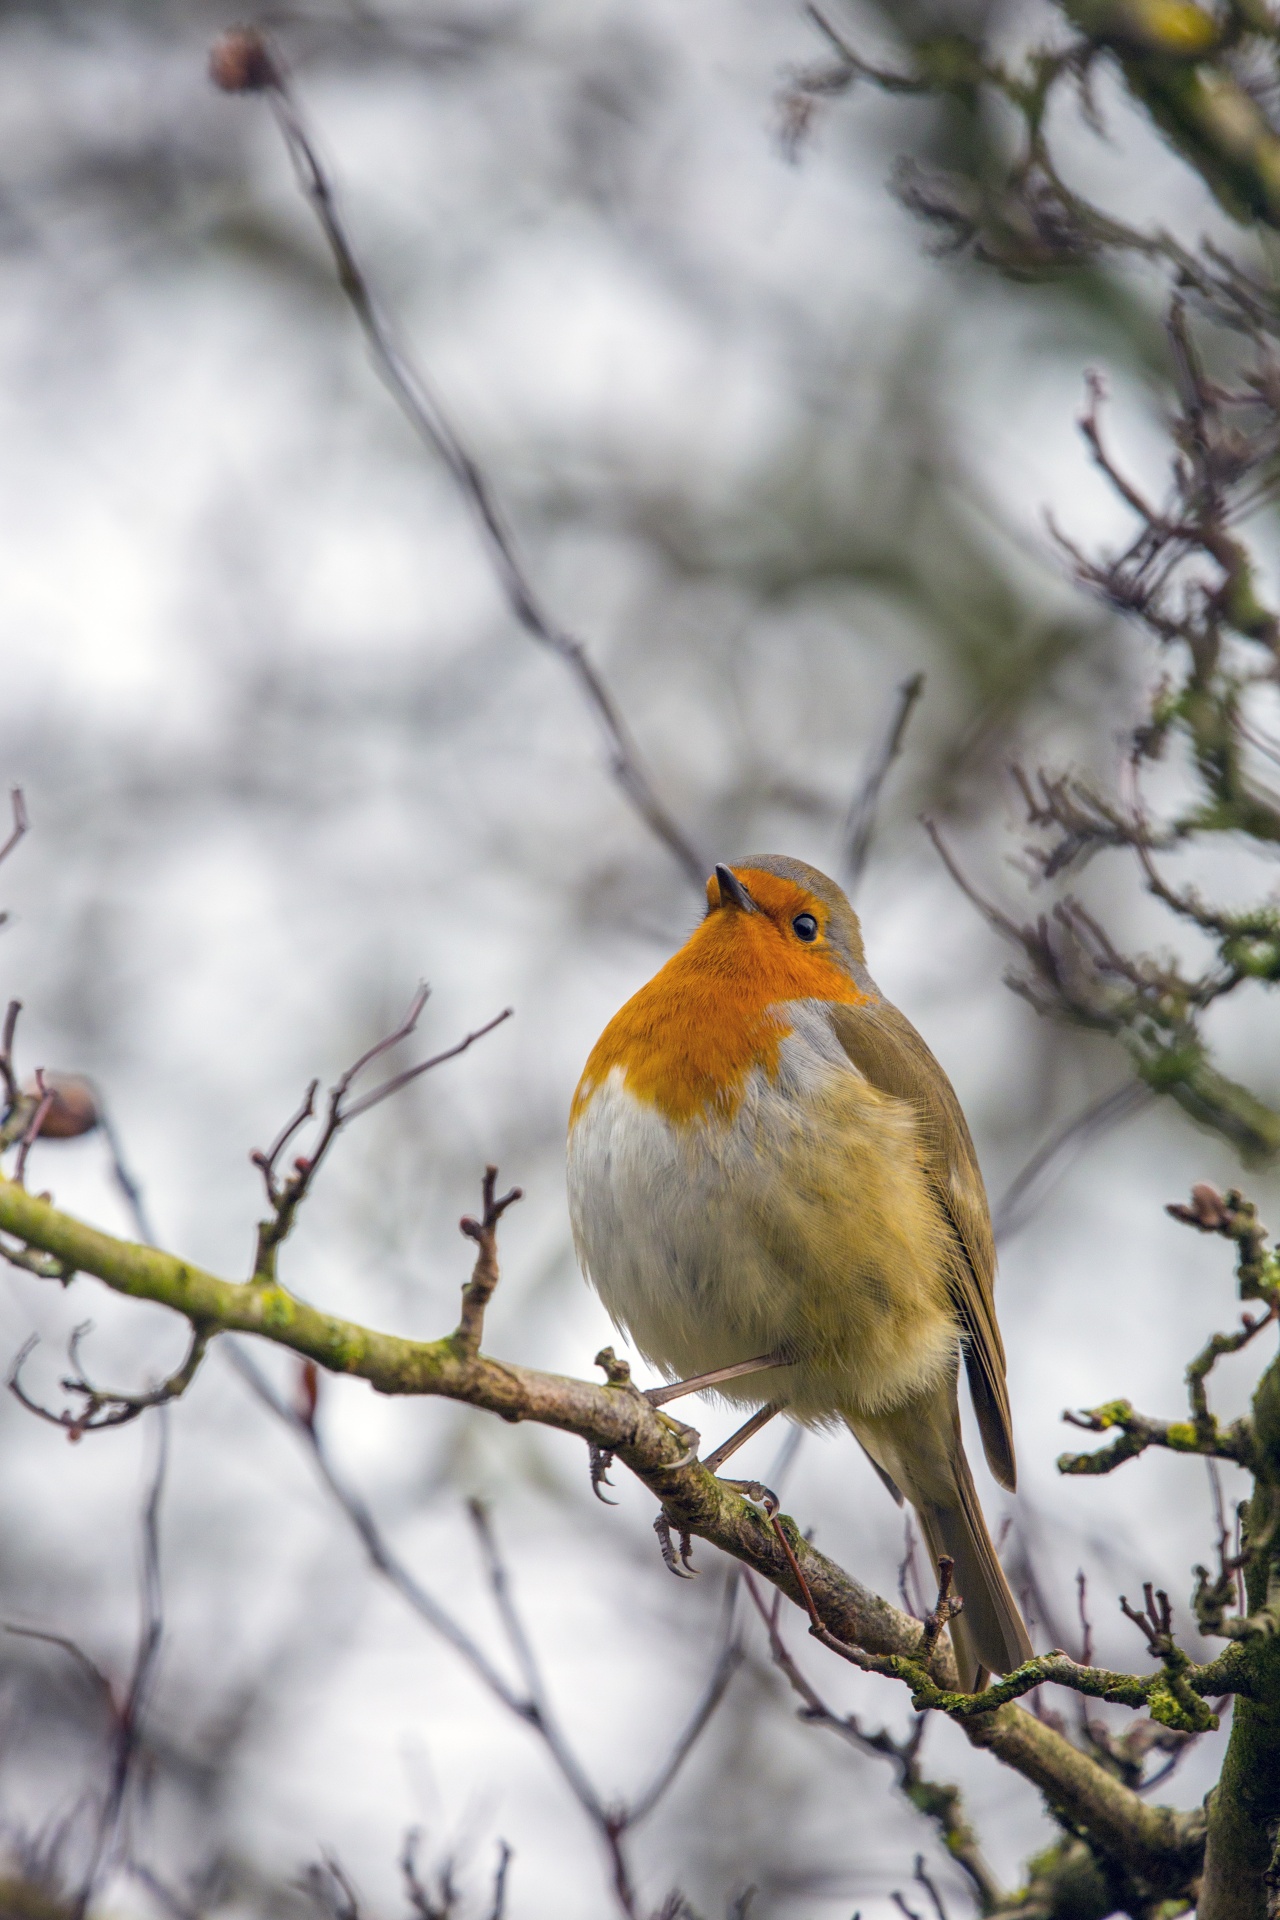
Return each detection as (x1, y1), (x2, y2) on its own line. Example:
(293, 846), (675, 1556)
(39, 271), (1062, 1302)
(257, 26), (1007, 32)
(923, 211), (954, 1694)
(294, 1358), (320, 1431)
(21, 1073), (99, 1140)
(209, 27), (279, 94)
(1166, 1182), (1231, 1231)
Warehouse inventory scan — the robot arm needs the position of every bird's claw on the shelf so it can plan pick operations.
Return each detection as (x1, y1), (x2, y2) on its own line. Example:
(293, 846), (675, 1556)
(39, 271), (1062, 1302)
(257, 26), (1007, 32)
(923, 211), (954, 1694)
(588, 1442), (618, 1504)
(722, 1477), (780, 1517)
(654, 1409), (701, 1471)
(654, 1512), (696, 1576)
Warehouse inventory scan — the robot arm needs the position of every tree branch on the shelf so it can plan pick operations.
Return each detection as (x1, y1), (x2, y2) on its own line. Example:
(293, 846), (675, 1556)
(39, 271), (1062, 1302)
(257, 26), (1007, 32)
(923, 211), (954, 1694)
(0, 1171), (1210, 1898)
(208, 30), (706, 890)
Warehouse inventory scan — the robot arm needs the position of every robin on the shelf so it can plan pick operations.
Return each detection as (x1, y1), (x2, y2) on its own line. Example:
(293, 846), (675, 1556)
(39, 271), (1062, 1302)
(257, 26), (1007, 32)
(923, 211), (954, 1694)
(567, 855), (1032, 1689)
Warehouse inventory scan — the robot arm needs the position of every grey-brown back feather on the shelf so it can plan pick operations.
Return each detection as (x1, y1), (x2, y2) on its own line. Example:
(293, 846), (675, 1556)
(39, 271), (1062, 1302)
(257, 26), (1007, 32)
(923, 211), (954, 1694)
(829, 998), (1017, 1492)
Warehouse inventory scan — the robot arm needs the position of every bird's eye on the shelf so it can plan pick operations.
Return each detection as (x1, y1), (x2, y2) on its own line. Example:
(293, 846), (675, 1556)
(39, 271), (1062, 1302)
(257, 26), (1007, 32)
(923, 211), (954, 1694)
(792, 913), (818, 942)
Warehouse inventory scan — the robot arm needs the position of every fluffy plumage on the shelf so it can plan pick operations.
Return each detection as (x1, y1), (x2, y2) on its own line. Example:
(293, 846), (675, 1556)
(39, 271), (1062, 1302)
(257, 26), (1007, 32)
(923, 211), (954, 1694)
(567, 855), (1031, 1688)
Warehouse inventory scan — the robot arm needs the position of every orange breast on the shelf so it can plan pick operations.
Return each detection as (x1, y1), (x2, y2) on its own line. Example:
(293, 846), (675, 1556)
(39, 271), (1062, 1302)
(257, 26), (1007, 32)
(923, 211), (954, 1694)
(572, 888), (867, 1129)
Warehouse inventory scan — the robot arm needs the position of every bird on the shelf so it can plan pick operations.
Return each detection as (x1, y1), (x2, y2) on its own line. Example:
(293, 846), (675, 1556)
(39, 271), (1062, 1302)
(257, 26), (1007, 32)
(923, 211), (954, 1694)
(566, 854), (1032, 1690)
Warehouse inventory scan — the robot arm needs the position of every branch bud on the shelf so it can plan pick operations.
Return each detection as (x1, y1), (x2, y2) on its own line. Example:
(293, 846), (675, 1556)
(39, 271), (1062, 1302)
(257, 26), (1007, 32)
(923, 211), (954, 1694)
(209, 28), (279, 94)
(21, 1073), (99, 1140)
(294, 1358), (320, 1431)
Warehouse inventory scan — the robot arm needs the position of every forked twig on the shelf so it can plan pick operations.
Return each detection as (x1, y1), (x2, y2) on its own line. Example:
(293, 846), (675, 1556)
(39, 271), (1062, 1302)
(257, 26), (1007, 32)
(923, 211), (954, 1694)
(0, 788), (28, 889)
(8, 1420), (171, 1920)
(741, 1574), (1001, 1909)
(250, 991), (512, 1280)
(228, 1325), (742, 1920)
(8, 1321), (210, 1437)
(456, 1168), (523, 1355)
(13, 1068), (54, 1187)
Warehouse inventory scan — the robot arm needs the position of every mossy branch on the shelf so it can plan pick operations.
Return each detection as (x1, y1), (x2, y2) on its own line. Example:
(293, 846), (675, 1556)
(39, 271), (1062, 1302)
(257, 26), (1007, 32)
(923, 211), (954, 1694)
(0, 1170), (1209, 1898)
(1058, 1397), (1257, 1475)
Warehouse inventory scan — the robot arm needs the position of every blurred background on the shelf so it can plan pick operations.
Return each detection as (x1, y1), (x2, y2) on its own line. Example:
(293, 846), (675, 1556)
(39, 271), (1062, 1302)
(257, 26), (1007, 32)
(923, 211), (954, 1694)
(0, 0), (1273, 1914)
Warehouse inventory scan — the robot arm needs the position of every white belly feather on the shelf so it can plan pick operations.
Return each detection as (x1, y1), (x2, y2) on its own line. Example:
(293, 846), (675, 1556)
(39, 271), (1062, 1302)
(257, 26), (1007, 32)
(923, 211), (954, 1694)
(566, 1003), (957, 1423)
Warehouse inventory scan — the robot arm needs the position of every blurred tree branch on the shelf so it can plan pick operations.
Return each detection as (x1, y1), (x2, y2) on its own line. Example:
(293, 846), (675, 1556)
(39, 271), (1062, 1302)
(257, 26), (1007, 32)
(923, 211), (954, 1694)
(209, 28), (707, 891)
(224, 1338), (744, 1920)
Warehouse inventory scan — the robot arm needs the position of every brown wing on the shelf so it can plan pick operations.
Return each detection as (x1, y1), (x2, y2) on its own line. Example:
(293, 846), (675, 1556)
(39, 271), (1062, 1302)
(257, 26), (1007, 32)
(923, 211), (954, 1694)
(828, 999), (1016, 1491)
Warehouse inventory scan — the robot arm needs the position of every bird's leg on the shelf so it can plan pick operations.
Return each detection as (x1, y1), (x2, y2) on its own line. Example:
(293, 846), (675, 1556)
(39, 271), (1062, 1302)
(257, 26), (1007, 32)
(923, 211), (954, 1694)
(702, 1403), (782, 1474)
(643, 1352), (787, 1408)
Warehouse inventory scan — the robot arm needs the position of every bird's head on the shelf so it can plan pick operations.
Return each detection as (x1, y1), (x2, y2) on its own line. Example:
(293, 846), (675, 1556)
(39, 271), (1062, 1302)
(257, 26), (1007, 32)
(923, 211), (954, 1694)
(695, 855), (869, 996)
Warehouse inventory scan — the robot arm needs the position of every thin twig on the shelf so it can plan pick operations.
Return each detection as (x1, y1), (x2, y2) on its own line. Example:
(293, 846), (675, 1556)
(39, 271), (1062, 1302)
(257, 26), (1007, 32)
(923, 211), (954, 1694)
(992, 1081), (1152, 1245)
(9, 1321), (210, 1436)
(99, 1107), (159, 1246)
(456, 1168), (523, 1355)
(226, 1330), (742, 1920)
(224, 1340), (529, 1710)
(250, 995), (511, 1280)
(742, 1575), (1001, 1910)
(626, 1583), (744, 1824)
(13, 1069), (54, 1187)
(212, 33), (704, 887)
(4, 1624), (114, 1699)
(72, 1416), (169, 1920)
(0, 787), (28, 869)
(841, 673), (924, 892)
(466, 1500), (606, 1824)
(0, 1000), (19, 1118)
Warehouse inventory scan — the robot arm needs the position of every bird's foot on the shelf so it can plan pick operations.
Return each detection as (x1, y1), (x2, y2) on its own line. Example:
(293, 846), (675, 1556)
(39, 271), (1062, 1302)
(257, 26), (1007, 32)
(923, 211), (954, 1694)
(655, 1409), (701, 1470)
(719, 1477), (780, 1517)
(654, 1511), (696, 1577)
(588, 1442), (617, 1504)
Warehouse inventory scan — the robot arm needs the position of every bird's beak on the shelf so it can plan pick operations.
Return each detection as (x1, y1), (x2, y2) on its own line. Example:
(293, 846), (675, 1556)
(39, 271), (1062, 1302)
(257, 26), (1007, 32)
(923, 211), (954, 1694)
(714, 864), (757, 913)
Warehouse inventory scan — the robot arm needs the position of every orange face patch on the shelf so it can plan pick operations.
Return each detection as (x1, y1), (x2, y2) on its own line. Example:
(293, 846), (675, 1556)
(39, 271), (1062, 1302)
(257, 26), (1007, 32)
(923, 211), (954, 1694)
(572, 867), (867, 1128)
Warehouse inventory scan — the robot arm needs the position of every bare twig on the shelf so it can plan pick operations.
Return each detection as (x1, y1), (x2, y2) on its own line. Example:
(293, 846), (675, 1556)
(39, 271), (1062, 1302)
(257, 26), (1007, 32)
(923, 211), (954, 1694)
(400, 1830), (460, 1920)
(211, 31), (705, 888)
(9, 1320), (210, 1437)
(61, 1416), (169, 1920)
(465, 1500), (607, 1826)
(304, 1855), (364, 1920)
(625, 1586), (744, 1824)
(456, 1167), (523, 1356)
(910, 1857), (950, 1920)
(992, 1081), (1152, 1246)
(486, 1842), (513, 1920)
(13, 1069), (54, 1187)
(841, 672), (924, 892)
(0, 1000), (19, 1119)
(99, 1107), (158, 1247)
(223, 1340), (532, 1710)
(918, 1559), (961, 1666)
(0, 787), (28, 870)
(227, 1339), (742, 1920)
(4, 1624), (113, 1699)
(742, 1574), (1001, 1911)
(1076, 1570), (1094, 1671)
(250, 992), (512, 1281)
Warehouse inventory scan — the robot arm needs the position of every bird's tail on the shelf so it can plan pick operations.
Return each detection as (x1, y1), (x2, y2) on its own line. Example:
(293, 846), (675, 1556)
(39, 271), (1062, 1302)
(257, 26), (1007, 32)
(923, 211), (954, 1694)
(849, 1383), (1032, 1693)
